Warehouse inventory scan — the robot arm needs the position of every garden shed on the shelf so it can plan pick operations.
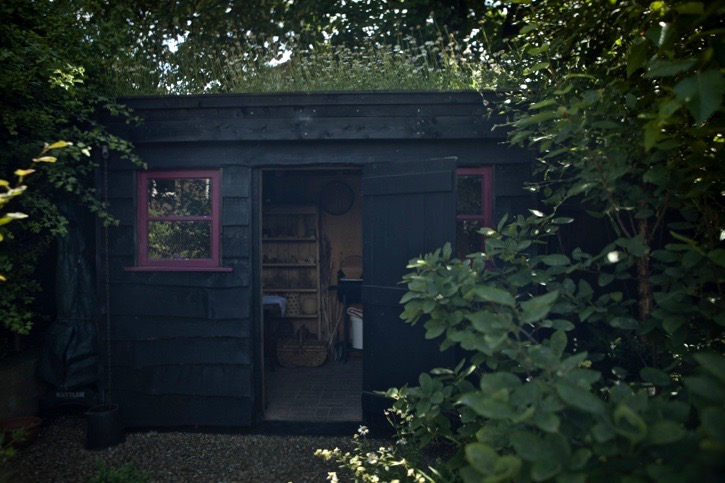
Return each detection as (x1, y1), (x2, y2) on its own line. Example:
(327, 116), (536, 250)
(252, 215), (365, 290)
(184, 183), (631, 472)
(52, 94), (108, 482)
(97, 90), (533, 428)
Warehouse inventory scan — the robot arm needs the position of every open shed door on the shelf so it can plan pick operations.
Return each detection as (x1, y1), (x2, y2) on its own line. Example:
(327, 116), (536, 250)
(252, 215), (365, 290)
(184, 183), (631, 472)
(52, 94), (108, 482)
(361, 158), (457, 430)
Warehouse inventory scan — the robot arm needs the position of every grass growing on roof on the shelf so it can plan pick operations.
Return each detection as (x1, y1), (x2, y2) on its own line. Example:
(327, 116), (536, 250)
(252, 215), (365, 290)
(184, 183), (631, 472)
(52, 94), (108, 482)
(106, 31), (513, 96)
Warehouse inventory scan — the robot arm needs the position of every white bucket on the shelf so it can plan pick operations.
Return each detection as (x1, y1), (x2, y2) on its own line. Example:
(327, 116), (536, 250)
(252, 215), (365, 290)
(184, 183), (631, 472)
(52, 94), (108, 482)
(350, 315), (363, 350)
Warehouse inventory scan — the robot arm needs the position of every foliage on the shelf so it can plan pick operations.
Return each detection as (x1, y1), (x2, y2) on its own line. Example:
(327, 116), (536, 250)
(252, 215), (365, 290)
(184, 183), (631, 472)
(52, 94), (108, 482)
(89, 461), (148, 483)
(0, 0), (142, 341)
(317, 425), (437, 483)
(321, 0), (723, 481)
(1, 428), (35, 482)
(0, 142), (75, 335)
(0, 142), (66, 279)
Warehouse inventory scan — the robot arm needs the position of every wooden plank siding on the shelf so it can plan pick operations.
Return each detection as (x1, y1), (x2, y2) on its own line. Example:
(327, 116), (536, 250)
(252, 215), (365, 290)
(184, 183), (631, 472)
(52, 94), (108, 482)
(99, 90), (533, 428)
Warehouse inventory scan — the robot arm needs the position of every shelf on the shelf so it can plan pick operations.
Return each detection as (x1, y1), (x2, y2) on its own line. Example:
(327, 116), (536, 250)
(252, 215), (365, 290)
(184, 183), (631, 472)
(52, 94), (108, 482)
(262, 204), (321, 337)
(264, 288), (318, 292)
(263, 237), (317, 242)
(267, 314), (319, 319)
(263, 263), (317, 267)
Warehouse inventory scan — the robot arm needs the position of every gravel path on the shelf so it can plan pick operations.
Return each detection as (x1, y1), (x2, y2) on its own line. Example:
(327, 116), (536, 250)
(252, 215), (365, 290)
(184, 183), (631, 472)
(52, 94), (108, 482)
(8, 415), (359, 482)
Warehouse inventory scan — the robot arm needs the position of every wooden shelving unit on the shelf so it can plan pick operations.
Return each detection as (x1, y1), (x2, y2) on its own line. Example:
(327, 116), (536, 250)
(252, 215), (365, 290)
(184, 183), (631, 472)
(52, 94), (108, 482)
(262, 205), (321, 339)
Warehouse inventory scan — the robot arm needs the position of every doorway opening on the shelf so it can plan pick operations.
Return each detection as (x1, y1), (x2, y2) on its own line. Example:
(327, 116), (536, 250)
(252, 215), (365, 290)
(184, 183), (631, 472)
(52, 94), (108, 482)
(259, 167), (363, 422)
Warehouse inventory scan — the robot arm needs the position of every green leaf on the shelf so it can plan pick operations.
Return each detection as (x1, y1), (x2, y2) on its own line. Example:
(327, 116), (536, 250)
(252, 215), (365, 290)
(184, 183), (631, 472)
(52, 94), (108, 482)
(673, 70), (725, 122)
(520, 290), (560, 323)
(707, 248), (725, 268)
(511, 431), (547, 462)
(465, 442), (498, 474)
(609, 316), (638, 330)
(701, 407), (725, 444)
(514, 110), (559, 127)
(549, 330), (567, 357)
(531, 459), (562, 481)
(570, 448), (592, 471)
(541, 254), (570, 266)
(467, 285), (516, 307)
(525, 62), (550, 74)
(645, 59), (696, 78)
(529, 99), (557, 110)
(613, 403), (648, 443)
(554, 383), (605, 414)
(648, 420), (685, 445)
(675, 2), (704, 14)
(640, 367), (671, 386)
(598, 272), (614, 286)
(424, 318), (447, 339)
(685, 375), (725, 402)
(627, 38), (648, 78)
(533, 411), (560, 432)
(420, 372), (434, 393)
(459, 393), (517, 419)
(693, 352), (725, 385)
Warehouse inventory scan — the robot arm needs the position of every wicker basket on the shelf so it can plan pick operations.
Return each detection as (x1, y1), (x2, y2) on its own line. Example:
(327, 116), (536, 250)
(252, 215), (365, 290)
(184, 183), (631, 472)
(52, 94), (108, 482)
(277, 338), (327, 367)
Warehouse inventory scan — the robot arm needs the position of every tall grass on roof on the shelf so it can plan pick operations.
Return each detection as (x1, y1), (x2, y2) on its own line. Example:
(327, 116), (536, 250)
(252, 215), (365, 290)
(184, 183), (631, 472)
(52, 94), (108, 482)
(106, 29), (513, 96)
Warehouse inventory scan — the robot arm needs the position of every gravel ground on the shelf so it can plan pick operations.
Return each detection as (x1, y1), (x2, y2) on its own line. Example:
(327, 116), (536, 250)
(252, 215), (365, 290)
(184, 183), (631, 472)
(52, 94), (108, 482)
(7, 415), (360, 482)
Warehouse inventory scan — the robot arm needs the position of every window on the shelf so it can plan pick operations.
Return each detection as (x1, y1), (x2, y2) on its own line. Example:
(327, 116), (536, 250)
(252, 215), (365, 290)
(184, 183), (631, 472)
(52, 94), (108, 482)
(456, 167), (493, 257)
(135, 170), (223, 270)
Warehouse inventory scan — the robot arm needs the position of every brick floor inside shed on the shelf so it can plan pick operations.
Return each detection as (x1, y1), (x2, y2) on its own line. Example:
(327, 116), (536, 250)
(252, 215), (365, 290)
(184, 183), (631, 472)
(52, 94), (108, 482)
(264, 353), (362, 422)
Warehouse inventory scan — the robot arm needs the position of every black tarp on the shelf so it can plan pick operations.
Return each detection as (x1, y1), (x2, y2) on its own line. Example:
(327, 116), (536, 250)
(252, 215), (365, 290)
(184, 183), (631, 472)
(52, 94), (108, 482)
(37, 203), (98, 390)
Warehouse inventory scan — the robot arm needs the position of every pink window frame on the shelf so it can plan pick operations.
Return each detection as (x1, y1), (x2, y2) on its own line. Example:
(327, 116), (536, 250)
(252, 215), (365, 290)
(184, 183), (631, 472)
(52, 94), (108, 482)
(137, 170), (221, 269)
(456, 166), (493, 251)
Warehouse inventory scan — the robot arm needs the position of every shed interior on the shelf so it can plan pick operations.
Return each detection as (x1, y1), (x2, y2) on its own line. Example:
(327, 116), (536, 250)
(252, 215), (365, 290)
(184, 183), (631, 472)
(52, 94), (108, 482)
(260, 168), (363, 421)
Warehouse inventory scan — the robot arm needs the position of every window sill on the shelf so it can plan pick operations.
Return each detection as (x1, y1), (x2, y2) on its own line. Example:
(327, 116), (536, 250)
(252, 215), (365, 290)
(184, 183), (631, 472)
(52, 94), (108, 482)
(124, 266), (233, 272)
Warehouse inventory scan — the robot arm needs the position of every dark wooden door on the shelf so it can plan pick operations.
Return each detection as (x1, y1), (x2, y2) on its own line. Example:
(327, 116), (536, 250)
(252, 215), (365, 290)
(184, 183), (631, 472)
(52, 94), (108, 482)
(361, 158), (457, 430)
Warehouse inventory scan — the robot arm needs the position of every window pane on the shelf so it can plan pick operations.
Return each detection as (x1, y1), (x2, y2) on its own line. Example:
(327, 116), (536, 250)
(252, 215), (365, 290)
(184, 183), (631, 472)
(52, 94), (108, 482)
(148, 221), (212, 259)
(147, 178), (212, 217)
(457, 176), (482, 215)
(456, 219), (483, 256)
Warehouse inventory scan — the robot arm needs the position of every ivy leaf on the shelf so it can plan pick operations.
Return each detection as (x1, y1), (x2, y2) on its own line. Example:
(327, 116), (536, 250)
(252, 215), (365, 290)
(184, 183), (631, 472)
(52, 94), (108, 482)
(673, 70), (725, 122)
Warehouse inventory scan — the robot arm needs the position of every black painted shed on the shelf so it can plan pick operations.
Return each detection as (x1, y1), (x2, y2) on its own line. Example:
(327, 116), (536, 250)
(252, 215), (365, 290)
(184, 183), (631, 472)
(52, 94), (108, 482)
(97, 90), (533, 428)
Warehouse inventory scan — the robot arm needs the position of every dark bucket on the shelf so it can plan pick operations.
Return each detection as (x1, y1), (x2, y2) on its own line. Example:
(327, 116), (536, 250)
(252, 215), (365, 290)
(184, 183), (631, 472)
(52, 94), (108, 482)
(85, 403), (125, 450)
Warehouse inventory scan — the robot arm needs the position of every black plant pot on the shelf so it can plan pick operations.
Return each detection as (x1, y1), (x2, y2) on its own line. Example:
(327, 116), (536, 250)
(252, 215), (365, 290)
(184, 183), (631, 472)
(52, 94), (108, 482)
(85, 403), (125, 450)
